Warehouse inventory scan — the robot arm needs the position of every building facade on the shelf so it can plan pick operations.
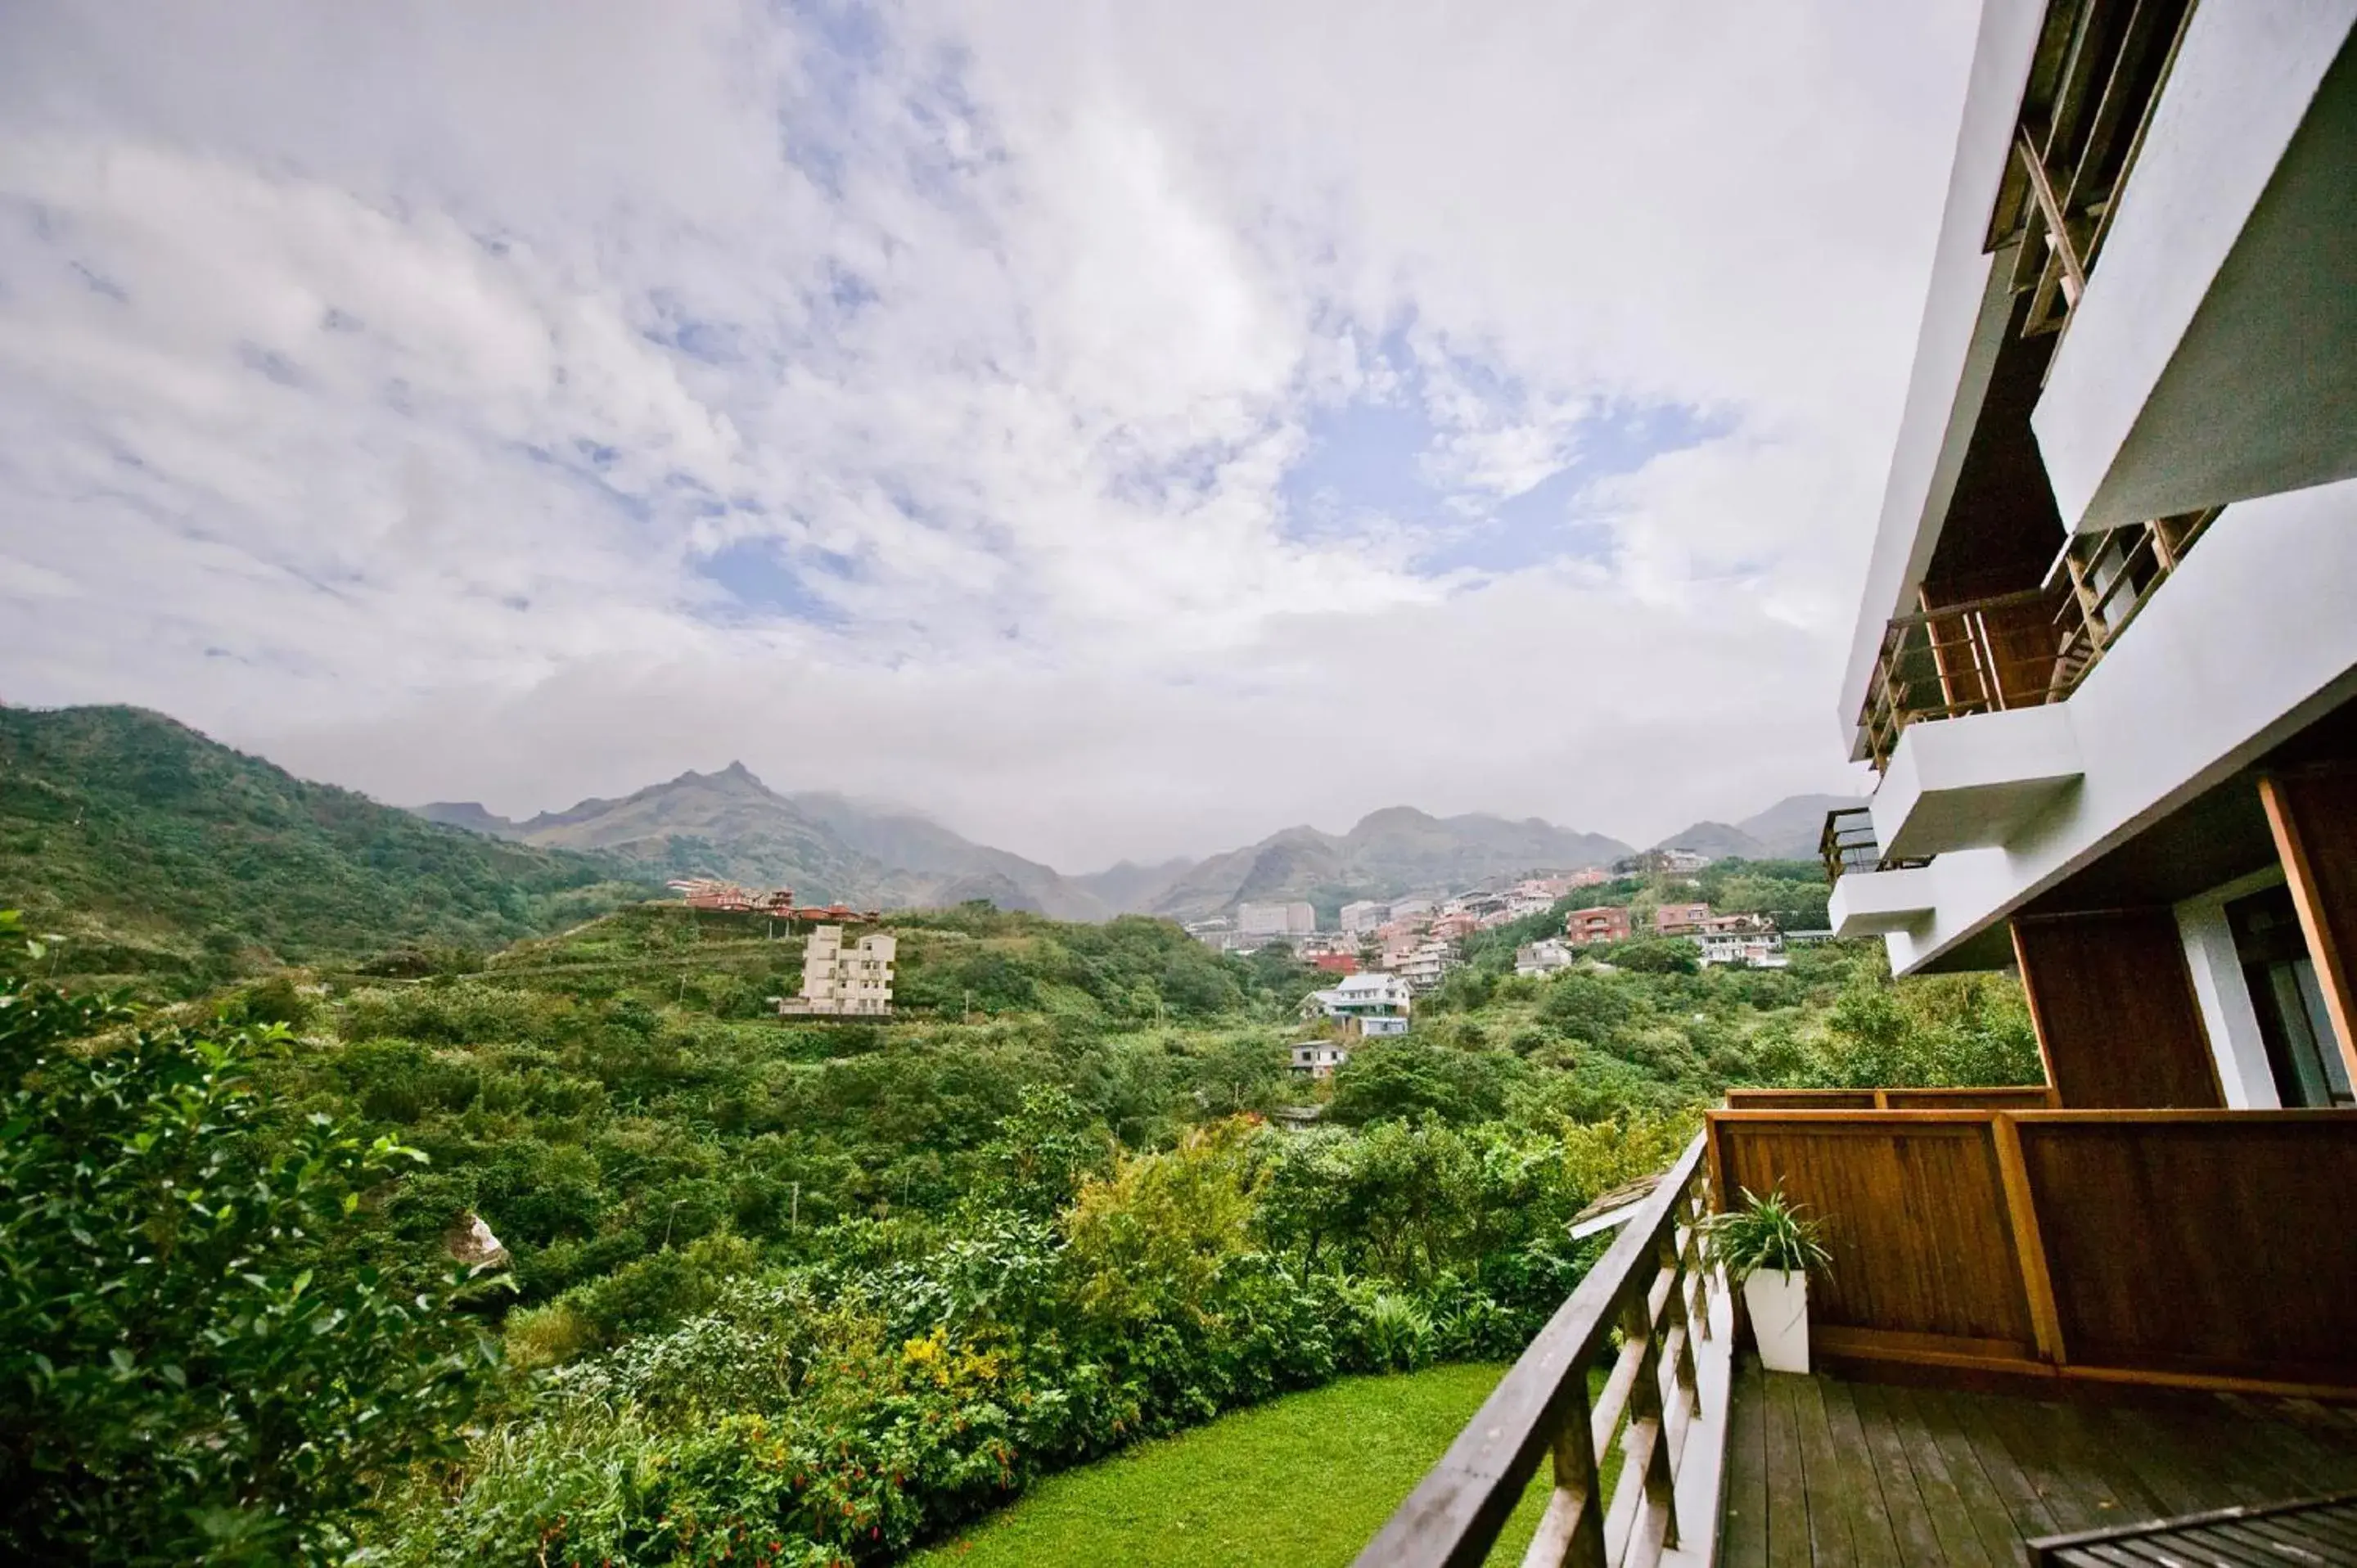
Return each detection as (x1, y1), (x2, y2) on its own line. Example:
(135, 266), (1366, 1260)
(1653, 901), (1715, 937)
(1823, 0), (2357, 1113)
(778, 925), (896, 1016)
(1564, 905), (1633, 945)
(1237, 900), (1318, 939)
(1515, 938), (1579, 977)
(1339, 899), (1391, 935)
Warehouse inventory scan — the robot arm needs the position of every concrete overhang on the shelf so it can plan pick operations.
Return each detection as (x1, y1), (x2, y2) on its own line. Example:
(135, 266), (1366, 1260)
(2035, 7), (2357, 533)
(1872, 705), (2083, 863)
(1829, 867), (1939, 939)
(1836, 0), (2048, 757)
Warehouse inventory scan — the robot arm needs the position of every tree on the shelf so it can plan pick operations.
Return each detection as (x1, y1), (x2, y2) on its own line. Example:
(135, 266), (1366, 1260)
(1327, 1040), (1521, 1127)
(0, 913), (489, 1565)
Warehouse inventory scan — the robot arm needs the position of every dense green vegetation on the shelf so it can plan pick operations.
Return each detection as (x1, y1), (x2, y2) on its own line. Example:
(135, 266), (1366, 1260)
(0, 705), (650, 980)
(904, 1363), (1566, 1567)
(1, 873), (2041, 1565)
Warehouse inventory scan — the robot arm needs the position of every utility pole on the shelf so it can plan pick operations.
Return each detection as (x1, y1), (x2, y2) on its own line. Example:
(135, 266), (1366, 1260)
(790, 1181), (800, 1230)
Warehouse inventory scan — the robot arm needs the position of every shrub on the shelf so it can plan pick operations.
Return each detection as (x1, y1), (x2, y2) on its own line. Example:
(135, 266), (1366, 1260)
(0, 928), (488, 1564)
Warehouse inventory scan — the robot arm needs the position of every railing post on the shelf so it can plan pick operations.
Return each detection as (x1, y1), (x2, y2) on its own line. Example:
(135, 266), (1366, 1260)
(1617, 1282), (1679, 1552)
(1522, 1377), (1607, 1568)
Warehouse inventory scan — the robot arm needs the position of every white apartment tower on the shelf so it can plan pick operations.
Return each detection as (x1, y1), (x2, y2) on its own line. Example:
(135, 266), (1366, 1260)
(1825, 0), (2357, 1111)
(1236, 901), (1318, 939)
(779, 924), (896, 1016)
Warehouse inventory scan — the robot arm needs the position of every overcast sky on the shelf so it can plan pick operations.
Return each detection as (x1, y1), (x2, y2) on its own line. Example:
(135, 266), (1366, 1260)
(0, 1), (1976, 871)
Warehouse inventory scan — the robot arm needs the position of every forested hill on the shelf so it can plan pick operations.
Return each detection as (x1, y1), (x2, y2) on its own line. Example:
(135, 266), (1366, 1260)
(0, 705), (651, 975)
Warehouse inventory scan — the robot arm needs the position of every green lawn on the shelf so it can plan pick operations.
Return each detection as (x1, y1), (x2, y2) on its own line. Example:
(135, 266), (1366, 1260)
(904, 1363), (1597, 1567)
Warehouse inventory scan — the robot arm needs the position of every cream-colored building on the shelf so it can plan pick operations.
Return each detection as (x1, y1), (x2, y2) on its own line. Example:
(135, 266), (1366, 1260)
(778, 925), (895, 1016)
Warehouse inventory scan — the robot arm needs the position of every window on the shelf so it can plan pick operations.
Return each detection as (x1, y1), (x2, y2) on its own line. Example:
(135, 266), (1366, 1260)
(2227, 885), (2353, 1107)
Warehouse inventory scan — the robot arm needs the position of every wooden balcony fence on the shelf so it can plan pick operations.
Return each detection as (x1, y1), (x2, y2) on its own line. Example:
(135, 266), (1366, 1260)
(1353, 1133), (1731, 1568)
(1855, 511), (2216, 773)
(1706, 1106), (2357, 1396)
(1360, 1102), (2357, 1566)
(1723, 1087), (2059, 1113)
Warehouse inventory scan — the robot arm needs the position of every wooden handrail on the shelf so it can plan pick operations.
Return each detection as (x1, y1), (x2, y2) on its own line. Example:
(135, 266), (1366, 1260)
(1354, 1133), (1718, 1568)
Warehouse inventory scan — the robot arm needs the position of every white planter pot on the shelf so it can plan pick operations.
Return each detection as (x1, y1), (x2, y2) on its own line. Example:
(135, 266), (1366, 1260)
(1743, 1268), (1810, 1374)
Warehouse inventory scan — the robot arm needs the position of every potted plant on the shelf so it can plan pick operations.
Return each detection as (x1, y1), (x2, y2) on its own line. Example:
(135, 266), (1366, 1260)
(1705, 1183), (1832, 1374)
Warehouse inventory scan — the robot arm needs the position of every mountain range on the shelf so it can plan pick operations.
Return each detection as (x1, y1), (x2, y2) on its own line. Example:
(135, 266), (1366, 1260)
(420, 764), (1855, 922)
(0, 705), (645, 971)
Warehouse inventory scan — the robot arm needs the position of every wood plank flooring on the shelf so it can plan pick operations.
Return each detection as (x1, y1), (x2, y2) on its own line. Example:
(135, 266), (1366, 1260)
(1719, 1363), (2357, 1566)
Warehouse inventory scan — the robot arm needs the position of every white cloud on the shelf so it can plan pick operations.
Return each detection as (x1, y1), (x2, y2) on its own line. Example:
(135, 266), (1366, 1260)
(0, 0), (1963, 867)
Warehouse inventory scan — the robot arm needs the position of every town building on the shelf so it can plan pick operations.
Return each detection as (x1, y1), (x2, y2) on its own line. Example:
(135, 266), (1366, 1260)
(1299, 970), (1413, 1025)
(1514, 938), (1579, 977)
(1237, 900), (1318, 939)
(1291, 1040), (1350, 1078)
(1693, 926), (1787, 970)
(1652, 901), (1715, 936)
(1564, 905), (1633, 945)
(777, 925), (895, 1016)
(1426, 911), (1480, 941)
(1386, 899), (1435, 922)
(1339, 899), (1391, 935)
(1395, 940), (1460, 993)
(1309, 953), (1359, 975)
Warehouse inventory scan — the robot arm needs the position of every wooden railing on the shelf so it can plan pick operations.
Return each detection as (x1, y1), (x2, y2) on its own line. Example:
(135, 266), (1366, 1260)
(1354, 1133), (1726, 1568)
(1724, 1086), (2057, 1112)
(1857, 511), (2217, 772)
(1706, 1106), (2357, 1396)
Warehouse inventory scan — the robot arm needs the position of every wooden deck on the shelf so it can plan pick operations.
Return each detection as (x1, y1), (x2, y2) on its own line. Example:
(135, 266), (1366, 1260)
(1719, 1361), (2357, 1566)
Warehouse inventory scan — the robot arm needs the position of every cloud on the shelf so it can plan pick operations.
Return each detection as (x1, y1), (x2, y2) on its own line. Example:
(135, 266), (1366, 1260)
(0, 0), (1970, 867)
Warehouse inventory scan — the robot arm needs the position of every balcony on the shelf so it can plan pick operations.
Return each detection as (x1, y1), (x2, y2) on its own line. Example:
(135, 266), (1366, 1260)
(1358, 1104), (2357, 1567)
(1819, 808), (1936, 940)
(1857, 511), (2212, 775)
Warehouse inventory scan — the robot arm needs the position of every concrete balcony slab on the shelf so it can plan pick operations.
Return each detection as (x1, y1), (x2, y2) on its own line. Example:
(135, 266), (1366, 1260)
(1873, 705), (2082, 863)
(1829, 866), (1938, 939)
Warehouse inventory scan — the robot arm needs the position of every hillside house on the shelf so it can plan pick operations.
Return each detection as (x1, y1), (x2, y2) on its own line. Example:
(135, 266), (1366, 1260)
(1395, 941), (1459, 993)
(1339, 899), (1390, 934)
(1514, 938), (1578, 977)
(777, 925), (895, 1016)
(1290, 1040), (1350, 1078)
(1652, 900), (1713, 935)
(1693, 926), (1786, 969)
(1564, 904), (1633, 944)
(1299, 970), (1413, 1025)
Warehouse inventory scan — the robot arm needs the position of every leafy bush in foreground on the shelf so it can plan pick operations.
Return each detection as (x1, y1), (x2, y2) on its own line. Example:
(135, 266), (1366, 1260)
(0, 913), (488, 1565)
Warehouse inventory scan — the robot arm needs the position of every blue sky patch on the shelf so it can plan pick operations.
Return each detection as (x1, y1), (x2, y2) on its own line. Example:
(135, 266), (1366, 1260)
(1278, 327), (1730, 577)
(698, 538), (848, 626)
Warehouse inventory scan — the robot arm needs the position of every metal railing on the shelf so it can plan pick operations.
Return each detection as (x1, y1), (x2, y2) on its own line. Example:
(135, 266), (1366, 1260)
(1858, 510), (2215, 772)
(1819, 806), (1932, 885)
(1354, 1134), (1721, 1568)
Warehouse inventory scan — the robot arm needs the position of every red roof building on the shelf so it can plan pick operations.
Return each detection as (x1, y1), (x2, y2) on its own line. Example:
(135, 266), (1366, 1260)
(1565, 905), (1633, 944)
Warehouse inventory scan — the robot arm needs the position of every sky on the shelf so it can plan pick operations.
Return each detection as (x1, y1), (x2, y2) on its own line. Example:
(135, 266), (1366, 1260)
(0, 1), (1980, 872)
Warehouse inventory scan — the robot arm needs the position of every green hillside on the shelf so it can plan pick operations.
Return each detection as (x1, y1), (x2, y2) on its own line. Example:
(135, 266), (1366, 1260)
(0, 705), (651, 977)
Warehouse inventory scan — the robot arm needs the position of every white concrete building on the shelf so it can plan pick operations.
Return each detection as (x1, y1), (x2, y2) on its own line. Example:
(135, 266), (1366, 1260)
(1340, 899), (1391, 935)
(1395, 940), (1461, 994)
(1694, 928), (1787, 970)
(779, 925), (895, 1016)
(1515, 939), (1579, 977)
(1300, 971), (1414, 1025)
(1237, 901), (1318, 939)
(1291, 1040), (1351, 1078)
(1826, 0), (2357, 1111)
